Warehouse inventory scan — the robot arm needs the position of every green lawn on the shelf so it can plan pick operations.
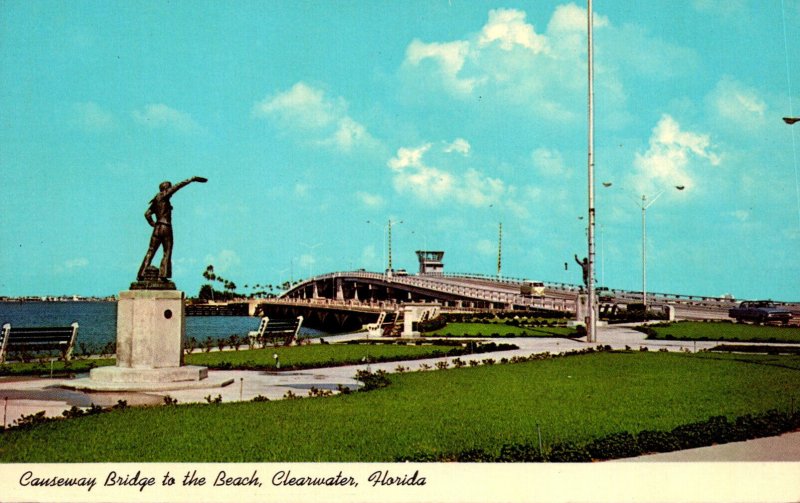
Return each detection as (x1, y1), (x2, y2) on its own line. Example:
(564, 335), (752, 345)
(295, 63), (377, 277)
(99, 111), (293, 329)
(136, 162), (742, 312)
(426, 322), (577, 338)
(184, 343), (468, 369)
(643, 321), (800, 343)
(0, 344), (469, 376)
(2, 351), (799, 462)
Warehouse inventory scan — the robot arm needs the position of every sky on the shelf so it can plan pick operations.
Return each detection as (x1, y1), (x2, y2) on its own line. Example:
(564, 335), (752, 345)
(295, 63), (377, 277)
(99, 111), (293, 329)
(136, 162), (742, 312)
(1, 0), (799, 301)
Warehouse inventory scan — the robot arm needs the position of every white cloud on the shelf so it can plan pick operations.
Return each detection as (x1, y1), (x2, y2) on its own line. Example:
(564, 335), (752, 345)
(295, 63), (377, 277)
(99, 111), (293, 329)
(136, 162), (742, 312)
(253, 82), (374, 152)
(478, 9), (549, 53)
(532, 147), (571, 177)
(632, 114), (721, 195)
(64, 257), (89, 270)
(405, 39), (479, 94)
(400, 5), (688, 123)
(357, 191), (384, 208)
(72, 102), (115, 132)
(388, 142), (507, 207)
(443, 138), (471, 156)
(132, 104), (201, 133)
(203, 249), (241, 274)
(708, 76), (767, 129)
(253, 82), (338, 129)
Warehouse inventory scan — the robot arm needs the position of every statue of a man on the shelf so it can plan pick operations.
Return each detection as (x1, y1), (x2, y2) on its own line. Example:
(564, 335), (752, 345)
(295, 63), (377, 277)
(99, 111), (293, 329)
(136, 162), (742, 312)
(137, 176), (207, 281)
(574, 254), (589, 290)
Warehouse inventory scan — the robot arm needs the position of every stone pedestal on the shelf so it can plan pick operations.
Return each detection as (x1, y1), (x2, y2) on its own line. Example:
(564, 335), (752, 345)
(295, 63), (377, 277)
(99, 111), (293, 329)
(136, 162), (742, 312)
(66, 289), (223, 391)
(116, 289), (185, 368)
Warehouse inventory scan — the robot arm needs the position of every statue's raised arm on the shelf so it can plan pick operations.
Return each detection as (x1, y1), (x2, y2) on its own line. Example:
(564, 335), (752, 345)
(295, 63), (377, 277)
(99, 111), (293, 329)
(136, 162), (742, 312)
(163, 176), (208, 198)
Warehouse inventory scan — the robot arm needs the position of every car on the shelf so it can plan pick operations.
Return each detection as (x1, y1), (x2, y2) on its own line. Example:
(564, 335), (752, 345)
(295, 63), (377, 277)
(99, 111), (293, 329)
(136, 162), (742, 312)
(728, 300), (792, 325)
(520, 281), (545, 297)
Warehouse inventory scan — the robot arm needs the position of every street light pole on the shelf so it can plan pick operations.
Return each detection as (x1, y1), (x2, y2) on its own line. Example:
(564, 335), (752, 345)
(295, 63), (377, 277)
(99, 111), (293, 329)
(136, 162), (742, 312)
(637, 191), (665, 310)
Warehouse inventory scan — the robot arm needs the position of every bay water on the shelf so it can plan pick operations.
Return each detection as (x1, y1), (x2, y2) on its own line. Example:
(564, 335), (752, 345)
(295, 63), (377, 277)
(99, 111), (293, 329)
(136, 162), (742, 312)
(0, 301), (323, 352)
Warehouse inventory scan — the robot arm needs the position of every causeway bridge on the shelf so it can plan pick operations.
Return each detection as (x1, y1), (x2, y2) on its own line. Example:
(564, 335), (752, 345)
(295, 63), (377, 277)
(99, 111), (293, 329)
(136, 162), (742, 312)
(247, 270), (799, 332)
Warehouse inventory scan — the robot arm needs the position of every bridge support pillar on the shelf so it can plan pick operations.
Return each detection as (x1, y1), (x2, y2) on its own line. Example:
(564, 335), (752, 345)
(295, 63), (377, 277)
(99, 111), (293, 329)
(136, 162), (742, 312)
(352, 282), (360, 302)
(312, 282), (319, 299)
(335, 279), (344, 301)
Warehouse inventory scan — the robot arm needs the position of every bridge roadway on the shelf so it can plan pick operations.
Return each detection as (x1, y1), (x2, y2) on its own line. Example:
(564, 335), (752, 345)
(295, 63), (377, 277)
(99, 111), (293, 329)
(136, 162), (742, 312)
(277, 271), (800, 322)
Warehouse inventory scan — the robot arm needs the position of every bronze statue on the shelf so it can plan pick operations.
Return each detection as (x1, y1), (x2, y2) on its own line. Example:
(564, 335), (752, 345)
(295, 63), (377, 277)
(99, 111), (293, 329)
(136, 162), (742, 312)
(137, 176), (207, 281)
(574, 254), (589, 290)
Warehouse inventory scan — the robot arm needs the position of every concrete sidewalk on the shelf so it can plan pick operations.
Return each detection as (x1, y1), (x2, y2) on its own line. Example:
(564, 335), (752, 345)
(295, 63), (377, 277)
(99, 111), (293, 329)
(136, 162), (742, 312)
(1, 324), (798, 461)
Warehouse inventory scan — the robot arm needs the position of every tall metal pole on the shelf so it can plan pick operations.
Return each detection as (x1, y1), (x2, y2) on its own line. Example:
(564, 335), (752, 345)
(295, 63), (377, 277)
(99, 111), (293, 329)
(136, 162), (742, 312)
(497, 222), (503, 278)
(641, 195), (647, 310)
(387, 219), (393, 273)
(586, 0), (597, 343)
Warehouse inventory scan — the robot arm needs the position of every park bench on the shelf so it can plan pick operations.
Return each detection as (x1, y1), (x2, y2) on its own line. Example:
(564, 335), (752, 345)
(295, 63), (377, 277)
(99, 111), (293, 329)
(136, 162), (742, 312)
(0, 322), (79, 363)
(365, 311), (387, 337)
(248, 316), (304, 347)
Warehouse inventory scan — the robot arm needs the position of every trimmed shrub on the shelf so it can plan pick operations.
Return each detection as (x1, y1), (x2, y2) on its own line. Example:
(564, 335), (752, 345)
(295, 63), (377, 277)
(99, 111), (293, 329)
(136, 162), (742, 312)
(585, 432), (641, 460)
(498, 442), (546, 462)
(636, 430), (681, 454)
(547, 442), (591, 462)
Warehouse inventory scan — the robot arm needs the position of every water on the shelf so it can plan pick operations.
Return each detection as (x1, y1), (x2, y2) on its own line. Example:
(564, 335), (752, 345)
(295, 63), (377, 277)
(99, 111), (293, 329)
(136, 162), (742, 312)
(0, 301), (324, 351)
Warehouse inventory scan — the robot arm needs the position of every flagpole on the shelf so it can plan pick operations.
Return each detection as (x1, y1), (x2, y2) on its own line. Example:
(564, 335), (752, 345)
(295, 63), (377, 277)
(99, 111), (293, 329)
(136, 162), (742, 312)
(587, 0), (597, 343)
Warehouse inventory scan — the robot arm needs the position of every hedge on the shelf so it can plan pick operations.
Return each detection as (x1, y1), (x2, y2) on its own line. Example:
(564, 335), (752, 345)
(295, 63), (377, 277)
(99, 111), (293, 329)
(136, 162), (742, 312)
(397, 408), (800, 462)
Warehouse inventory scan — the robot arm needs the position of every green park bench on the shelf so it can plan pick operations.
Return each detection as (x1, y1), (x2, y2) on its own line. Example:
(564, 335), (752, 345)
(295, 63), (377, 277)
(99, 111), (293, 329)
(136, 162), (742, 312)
(247, 316), (304, 347)
(0, 322), (79, 363)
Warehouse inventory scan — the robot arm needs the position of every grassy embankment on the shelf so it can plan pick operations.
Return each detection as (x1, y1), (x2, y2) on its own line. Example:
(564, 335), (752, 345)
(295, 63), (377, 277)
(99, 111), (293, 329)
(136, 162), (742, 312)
(642, 321), (800, 344)
(2, 351), (799, 462)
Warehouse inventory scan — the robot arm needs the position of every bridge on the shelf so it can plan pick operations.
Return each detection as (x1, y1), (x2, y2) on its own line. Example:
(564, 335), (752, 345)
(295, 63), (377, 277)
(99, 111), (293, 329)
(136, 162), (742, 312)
(247, 270), (800, 332)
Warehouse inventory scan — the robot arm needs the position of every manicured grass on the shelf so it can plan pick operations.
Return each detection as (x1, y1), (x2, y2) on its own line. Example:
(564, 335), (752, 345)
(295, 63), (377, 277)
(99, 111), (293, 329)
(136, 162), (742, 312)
(643, 321), (800, 344)
(184, 344), (468, 369)
(426, 322), (577, 338)
(2, 351), (799, 462)
(0, 344), (468, 376)
(0, 358), (115, 377)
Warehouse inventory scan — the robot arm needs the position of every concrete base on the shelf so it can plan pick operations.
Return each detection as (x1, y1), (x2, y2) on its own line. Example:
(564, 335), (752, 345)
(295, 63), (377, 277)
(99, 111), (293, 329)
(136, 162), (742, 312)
(66, 367), (232, 392)
(73, 288), (214, 392)
(117, 289), (185, 368)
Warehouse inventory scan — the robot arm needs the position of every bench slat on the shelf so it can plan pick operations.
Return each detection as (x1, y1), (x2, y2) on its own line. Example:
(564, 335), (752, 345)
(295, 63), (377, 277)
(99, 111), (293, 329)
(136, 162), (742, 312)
(0, 323), (78, 363)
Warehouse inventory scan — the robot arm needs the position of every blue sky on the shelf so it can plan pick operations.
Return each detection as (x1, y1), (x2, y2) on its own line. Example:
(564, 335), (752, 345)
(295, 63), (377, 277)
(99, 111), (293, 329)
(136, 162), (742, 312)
(1, 1), (799, 301)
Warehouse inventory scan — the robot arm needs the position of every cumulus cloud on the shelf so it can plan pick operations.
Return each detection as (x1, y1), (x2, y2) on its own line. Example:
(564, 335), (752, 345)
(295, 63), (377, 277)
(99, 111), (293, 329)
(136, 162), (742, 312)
(478, 9), (549, 53)
(132, 104), (201, 133)
(443, 138), (471, 156)
(253, 82), (375, 152)
(400, 4), (691, 123)
(357, 191), (384, 208)
(72, 102), (115, 132)
(708, 76), (767, 129)
(405, 39), (478, 94)
(632, 114), (721, 195)
(532, 147), (571, 177)
(387, 142), (507, 207)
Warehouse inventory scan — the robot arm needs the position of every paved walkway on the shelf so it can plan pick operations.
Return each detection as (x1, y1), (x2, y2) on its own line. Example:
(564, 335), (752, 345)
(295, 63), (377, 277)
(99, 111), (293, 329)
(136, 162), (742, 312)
(1, 324), (798, 461)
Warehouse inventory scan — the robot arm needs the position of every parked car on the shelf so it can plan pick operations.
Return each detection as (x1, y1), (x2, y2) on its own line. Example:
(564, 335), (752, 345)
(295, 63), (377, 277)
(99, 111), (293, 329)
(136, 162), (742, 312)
(728, 300), (792, 325)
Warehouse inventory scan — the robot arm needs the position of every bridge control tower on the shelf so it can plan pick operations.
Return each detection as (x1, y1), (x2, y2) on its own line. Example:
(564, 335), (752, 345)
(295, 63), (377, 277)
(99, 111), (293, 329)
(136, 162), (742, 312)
(416, 250), (445, 275)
